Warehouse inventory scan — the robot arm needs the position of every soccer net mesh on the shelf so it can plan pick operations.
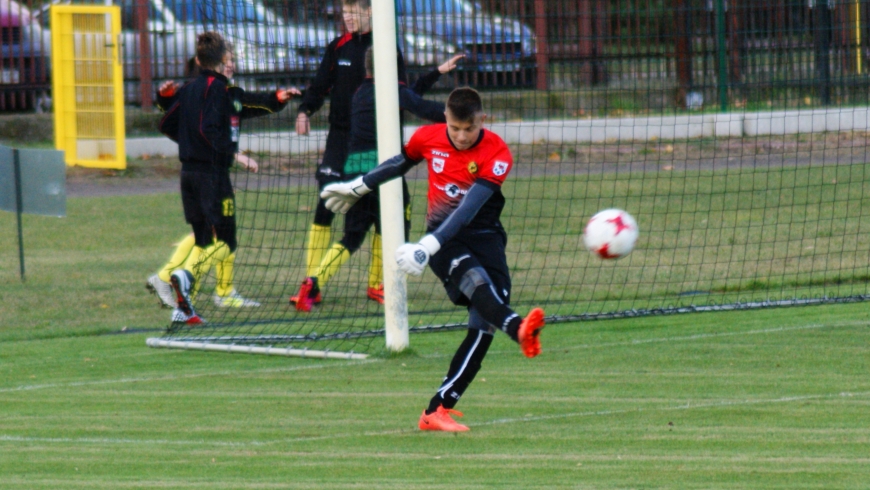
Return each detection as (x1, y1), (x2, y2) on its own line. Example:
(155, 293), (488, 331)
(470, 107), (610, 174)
(149, 0), (870, 357)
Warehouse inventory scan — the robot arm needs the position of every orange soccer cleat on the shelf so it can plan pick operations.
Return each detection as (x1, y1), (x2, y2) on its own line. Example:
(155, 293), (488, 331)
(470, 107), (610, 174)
(518, 307), (545, 358)
(366, 284), (385, 304)
(418, 405), (470, 432)
(291, 277), (321, 312)
(289, 290), (321, 306)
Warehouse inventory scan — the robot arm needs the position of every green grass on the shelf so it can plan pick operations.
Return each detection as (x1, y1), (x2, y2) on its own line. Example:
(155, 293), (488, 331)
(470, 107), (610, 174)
(1, 301), (868, 488)
(1, 185), (869, 487)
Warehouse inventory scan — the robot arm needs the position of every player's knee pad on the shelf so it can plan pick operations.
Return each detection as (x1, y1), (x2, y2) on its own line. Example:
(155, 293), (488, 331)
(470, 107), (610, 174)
(458, 266), (493, 300)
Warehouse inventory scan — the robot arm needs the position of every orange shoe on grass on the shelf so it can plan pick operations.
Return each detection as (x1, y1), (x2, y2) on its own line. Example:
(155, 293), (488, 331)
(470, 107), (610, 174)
(289, 290), (321, 306)
(367, 284), (385, 304)
(418, 405), (470, 432)
(518, 307), (545, 358)
(292, 277), (320, 312)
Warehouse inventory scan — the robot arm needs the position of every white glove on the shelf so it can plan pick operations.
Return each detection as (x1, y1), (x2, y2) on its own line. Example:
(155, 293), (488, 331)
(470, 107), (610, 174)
(320, 176), (371, 214)
(395, 235), (441, 276)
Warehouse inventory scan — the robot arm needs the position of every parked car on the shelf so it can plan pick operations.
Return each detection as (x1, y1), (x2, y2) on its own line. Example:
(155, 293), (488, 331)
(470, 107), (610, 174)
(116, 0), (335, 80)
(0, 0), (50, 111)
(395, 0), (536, 86)
(34, 0), (337, 104)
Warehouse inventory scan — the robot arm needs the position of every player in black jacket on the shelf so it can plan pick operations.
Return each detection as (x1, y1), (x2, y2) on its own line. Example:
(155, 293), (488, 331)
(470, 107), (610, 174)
(292, 0), (411, 307)
(293, 49), (464, 311)
(158, 32), (297, 325)
(147, 57), (274, 309)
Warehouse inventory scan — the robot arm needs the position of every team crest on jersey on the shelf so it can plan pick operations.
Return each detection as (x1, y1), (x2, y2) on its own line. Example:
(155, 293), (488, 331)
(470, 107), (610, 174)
(233, 100), (242, 112)
(432, 157), (445, 173)
(467, 161), (478, 174)
(493, 160), (509, 176)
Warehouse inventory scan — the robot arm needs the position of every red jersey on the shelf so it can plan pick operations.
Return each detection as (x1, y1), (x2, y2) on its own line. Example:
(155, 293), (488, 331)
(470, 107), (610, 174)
(404, 124), (513, 232)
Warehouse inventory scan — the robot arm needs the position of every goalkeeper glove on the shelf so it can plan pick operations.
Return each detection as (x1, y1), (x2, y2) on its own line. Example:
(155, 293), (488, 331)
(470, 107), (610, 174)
(395, 235), (441, 276)
(320, 176), (371, 214)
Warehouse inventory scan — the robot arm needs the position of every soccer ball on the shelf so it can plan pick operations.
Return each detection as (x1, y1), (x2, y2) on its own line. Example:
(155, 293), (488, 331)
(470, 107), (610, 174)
(583, 208), (639, 260)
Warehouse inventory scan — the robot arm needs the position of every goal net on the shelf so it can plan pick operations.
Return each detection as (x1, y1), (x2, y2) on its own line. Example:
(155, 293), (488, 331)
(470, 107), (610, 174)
(147, 0), (870, 358)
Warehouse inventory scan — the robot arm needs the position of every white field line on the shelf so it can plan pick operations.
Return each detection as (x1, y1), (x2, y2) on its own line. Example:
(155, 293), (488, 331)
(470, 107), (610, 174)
(471, 320), (865, 358)
(2, 321), (861, 393)
(0, 390), (867, 448)
(0, 359), (378, 394)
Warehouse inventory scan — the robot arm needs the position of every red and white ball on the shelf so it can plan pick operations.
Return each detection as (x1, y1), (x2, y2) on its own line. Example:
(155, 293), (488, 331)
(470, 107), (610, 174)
(583, 208), (639, 259)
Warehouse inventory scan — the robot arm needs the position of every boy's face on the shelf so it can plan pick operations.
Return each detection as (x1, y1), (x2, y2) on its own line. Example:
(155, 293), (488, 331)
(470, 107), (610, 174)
(445, 110), (485, 151)
(342, 3), (372, 34)
(219, 52), (235, 79)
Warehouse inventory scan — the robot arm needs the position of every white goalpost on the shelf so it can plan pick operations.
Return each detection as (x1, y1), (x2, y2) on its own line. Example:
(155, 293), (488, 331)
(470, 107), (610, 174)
(371, 0), (410, 353)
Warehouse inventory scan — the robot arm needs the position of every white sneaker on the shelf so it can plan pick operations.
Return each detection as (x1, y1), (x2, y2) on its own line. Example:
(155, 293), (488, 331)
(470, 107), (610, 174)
(147, 274), (177, 308)
(214, 289), (261, 307)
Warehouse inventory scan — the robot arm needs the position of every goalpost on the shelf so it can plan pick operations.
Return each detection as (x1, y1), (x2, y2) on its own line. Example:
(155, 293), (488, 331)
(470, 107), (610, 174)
(147, 0), (870, 359)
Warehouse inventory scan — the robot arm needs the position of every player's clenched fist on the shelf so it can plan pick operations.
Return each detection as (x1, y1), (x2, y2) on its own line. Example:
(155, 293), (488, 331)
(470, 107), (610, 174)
(395, 235), (441, 276)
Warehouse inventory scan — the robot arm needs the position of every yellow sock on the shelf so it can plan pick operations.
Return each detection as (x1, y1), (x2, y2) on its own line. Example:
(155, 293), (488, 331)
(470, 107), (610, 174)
(183, 240), (231, 297)
(313, 243), (351, 287)
(215, 252), (235, 297)
(368, 233), (383, 289)
(306, 224), (332, 277)
(157, 234), (196, 283)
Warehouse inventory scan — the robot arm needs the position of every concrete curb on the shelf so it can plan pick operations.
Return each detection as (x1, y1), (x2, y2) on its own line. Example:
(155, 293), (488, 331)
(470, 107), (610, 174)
(124, 107), (870, 158)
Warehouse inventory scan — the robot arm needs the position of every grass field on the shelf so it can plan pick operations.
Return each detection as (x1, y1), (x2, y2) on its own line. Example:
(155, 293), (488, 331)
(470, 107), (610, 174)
(1, 190), (869, 488)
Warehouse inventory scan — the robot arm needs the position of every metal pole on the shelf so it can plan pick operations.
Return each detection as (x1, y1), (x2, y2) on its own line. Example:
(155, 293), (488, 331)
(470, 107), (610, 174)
(856, 0), (863, 75)
(715, 0), (729, 111)
(13, 149), (25, 281)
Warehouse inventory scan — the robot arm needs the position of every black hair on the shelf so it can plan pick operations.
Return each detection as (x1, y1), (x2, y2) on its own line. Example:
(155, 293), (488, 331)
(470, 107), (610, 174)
(446, 87), (483, 122)
(196, 31), (228, 70)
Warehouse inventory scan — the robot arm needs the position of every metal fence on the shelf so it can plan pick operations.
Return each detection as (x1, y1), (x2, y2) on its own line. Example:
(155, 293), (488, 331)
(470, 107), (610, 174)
(1, 0), (868, 112)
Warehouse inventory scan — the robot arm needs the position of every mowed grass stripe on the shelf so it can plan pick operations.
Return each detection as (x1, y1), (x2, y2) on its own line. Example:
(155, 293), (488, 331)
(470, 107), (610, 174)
(2, 390), (868, 447)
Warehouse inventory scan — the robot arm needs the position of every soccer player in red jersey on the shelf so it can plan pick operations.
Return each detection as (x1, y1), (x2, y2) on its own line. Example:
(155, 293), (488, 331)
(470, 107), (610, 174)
(321, 87), (545, 432)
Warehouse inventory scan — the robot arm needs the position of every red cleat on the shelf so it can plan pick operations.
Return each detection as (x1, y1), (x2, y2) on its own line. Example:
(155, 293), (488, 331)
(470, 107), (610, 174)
(292, 277), (320, 312)
(418, 405), (470, 432)
(289, 290), (321, 305)
(518, 307), (545, 358)
(367, 284), (385, 304)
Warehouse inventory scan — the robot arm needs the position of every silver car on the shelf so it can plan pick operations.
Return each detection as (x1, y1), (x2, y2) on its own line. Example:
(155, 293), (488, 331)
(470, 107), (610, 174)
(36, 0), (336, 103)
(396, 0), (536, 85)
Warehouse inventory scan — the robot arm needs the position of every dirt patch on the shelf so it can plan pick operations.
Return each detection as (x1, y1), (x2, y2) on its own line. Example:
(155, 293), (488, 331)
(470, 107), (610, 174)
(66, 155), (181, 198)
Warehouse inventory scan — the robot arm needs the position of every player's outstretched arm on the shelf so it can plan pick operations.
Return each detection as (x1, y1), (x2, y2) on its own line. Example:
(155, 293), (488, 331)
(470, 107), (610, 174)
(320, 154), (419, 214)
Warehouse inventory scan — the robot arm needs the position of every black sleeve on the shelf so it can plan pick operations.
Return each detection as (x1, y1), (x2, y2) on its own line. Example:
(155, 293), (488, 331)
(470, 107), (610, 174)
(155, 91), (178, 112)
(398, 85), (445, 123)
(239, 90), (288, 119)
(410, 68), (442, 95)
(297, 40), (338, 116)
(430, 181), (497, 244)
(396, 49), (409, 84)
(362, 152), (420, 189)
(158, 100), (180, 142)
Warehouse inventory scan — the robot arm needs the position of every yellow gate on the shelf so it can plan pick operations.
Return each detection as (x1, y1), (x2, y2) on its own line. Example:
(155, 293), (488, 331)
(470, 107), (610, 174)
(51, 5), (125, 169)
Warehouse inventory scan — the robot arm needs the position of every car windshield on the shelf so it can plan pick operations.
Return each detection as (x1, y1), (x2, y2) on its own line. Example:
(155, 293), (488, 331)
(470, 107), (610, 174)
(168, 0), (274, 24)
(396, 0), (473, 16)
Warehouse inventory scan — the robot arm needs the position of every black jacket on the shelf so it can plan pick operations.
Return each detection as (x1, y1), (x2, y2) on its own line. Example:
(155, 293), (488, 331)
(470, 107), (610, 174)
(348, 69), (447, 154)
(159, 70), (287, 171)
(297, 31), (408, 130)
